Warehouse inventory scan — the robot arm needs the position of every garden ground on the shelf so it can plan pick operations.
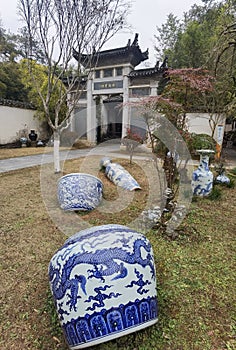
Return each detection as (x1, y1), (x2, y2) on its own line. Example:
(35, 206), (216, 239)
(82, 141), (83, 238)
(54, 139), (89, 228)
(0, 150), (235, 350)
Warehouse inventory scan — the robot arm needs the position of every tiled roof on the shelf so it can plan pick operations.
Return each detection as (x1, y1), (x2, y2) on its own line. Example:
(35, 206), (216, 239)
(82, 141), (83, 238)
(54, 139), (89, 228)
(128, 67), (160, 77)
(0, 98), (35, 110)
(73, 33), (149, 68)
(128, 57), (168, 78)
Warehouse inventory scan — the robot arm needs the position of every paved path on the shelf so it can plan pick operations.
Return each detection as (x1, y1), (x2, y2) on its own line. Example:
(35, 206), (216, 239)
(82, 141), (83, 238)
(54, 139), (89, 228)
(0, 143), (152, 173)
(0, 143), (236, 173)
(0, 148), (90, 173)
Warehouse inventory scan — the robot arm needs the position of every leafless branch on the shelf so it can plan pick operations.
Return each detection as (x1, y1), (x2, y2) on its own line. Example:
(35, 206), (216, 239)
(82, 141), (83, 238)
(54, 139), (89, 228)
(18, 0), (131, 130)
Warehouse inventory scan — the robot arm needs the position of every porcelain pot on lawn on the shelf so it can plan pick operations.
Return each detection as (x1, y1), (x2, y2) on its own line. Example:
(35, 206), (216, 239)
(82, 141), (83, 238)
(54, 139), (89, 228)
(100, 157), (141, 191)
(49, 224), (158, 349)
(215, 173), (230, 185)
(191, 149), (215, 196)
(57, 173), (103, 211)
(28, 129), (38, 141)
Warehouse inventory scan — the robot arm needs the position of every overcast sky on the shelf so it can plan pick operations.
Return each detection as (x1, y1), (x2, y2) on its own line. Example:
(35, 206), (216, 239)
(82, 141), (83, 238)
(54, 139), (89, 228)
(0, 0), (203, 65)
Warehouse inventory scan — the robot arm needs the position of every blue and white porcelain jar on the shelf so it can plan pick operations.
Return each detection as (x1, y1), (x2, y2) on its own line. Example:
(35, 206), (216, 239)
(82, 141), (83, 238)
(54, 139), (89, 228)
(100, 157), (141, 191)
(191, 149), (215, 196)
(49, 224), (158, 349)
(57, 173), (103, 211)
(215, 173), (230, 185)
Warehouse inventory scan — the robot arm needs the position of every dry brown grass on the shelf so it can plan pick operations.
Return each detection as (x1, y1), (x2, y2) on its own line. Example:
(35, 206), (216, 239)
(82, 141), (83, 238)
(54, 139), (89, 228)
(0, 156), (153, 350)
(0, 166), (66, 349)
(0, 146), (71, 160)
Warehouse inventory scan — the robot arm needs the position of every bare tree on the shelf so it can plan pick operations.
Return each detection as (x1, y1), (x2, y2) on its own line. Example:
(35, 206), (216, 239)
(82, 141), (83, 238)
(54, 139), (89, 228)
(18, 0), (131, 172)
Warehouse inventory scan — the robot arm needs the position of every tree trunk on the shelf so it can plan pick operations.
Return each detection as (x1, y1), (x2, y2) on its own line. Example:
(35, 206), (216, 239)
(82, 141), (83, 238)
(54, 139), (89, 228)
(53, 130), (61, 173)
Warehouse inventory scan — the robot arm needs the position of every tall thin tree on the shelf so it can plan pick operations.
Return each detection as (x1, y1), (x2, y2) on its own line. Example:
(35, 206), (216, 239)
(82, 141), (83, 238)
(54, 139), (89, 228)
(18, 0), (131, 172)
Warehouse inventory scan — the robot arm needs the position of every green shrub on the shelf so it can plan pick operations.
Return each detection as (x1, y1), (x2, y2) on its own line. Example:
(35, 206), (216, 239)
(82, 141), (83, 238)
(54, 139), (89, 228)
(229, 167), (236, 176)
(208, 186), (222, 200)
(190, 133), (216, 154)
(227, 178), (235, 188)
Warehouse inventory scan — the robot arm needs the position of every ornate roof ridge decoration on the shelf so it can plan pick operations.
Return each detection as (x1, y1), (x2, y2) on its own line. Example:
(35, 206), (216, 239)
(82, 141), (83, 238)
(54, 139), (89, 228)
(128, 56), (168, 78)
(73, 33), (149, 68)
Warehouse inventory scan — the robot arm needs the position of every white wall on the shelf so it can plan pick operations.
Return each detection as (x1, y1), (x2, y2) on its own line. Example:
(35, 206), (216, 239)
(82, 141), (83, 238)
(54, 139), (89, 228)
(186, 113), (226, 144)
(0, 106), (44, 144)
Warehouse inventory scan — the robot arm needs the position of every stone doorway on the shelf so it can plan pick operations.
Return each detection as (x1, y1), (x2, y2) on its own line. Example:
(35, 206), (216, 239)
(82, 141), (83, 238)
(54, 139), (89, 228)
(97, 96), (123, 142)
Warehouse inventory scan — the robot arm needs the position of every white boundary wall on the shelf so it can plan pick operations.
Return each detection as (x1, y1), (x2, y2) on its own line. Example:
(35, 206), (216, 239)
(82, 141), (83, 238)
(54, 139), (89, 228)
(0, 105), (43, 144)
(186, 113), (226, 143)
(0, 106), (227, 145)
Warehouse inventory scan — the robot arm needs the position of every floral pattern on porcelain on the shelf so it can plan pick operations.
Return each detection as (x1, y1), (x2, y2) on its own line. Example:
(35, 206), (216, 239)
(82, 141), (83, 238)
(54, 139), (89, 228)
(49, 224), (158, 349)
(215, 174), (230, 185)
(191, 149), (215, 196)
(100, 157), (141, 191)
(57, 173), (103, 211)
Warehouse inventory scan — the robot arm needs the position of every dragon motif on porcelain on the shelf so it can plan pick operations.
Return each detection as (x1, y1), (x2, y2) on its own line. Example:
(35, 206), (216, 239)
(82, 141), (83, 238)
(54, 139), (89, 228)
(49, 236), (155, 311)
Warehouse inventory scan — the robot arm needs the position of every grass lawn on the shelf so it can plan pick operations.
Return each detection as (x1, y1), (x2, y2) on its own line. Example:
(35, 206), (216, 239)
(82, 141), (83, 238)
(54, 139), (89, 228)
(0, 146), (73, 160)
(0, 156), (235, 350)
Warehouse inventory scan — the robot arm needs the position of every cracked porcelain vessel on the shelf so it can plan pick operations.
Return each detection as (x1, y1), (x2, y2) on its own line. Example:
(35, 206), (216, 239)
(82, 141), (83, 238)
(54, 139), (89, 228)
(57, 173), (103, 211)
(49, 224), (158, 349)
(100, 157), (141, 191)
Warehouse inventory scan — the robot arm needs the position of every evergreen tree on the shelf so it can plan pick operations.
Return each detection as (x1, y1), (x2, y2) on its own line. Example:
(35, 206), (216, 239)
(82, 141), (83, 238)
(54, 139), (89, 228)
(154, 0), (235, 69)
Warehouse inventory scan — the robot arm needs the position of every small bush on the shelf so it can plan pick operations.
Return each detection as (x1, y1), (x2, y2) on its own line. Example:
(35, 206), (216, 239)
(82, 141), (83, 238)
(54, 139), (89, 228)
(73, 139), (91, 149)
(208, 186), (222, 200)
(190, 133), (216, 154)
(229, 167), (236, 176)
(227, 178), (235, 188)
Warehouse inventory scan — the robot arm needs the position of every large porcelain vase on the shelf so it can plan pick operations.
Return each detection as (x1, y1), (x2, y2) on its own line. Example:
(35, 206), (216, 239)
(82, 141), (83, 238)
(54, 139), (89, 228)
(191, 149), (215, 196)
(28, 129), (38, 141)
(57, 173), (103, 211)
(49, 224), (158, 349)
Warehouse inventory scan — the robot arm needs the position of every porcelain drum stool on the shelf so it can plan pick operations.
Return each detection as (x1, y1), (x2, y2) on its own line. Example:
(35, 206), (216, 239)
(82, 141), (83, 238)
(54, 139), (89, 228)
(57, 173), (103, 211)
(49, 224), (158, 349)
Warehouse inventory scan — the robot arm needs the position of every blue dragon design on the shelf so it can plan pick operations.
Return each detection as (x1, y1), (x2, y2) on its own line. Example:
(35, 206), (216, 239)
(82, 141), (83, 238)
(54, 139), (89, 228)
(125, 268), (151, 295)
(85, 285), (121, 311)
(49, 233), (154, 311)
(193, 181), (212, 195)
